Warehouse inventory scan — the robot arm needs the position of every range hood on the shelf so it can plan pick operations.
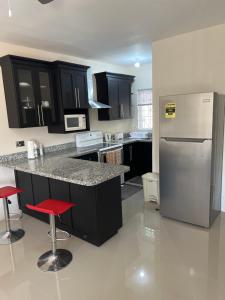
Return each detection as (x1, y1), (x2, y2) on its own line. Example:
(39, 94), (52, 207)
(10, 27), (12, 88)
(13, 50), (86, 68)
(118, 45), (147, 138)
(87, 70), (111, 109)
(88, 100), (111, 109)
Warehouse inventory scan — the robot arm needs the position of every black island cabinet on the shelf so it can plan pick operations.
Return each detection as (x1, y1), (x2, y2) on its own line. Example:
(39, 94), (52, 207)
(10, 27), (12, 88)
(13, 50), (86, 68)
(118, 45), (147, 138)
(15, 171), (122, 246)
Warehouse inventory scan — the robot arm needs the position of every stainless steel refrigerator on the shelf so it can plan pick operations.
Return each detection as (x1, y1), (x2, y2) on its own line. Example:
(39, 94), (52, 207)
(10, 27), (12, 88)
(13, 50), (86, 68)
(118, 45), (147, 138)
(159, 92), (225, 227)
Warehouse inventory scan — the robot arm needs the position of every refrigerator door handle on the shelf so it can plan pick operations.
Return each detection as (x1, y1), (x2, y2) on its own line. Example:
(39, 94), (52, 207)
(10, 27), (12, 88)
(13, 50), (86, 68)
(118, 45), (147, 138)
(161, 137), (209, 143)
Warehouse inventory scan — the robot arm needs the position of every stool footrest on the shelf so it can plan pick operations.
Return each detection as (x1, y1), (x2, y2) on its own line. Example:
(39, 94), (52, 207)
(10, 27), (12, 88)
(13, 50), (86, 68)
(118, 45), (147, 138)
(48, 229), (71, 241)
(9, 212), (23, 221)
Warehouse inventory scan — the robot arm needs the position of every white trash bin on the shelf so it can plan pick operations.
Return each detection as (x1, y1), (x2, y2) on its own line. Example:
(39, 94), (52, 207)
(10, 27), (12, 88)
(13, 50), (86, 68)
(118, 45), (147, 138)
(142, 173), (160, 204)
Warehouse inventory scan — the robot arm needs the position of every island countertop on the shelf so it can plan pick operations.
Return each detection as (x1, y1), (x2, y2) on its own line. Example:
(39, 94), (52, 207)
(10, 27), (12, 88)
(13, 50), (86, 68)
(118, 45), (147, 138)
(0, 148), (129, 186)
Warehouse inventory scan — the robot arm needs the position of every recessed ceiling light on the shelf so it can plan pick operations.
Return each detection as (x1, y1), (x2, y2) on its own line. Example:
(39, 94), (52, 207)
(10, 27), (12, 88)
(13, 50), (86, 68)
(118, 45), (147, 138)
(134, 62), (140, 68)
(8, 0), (12, 18)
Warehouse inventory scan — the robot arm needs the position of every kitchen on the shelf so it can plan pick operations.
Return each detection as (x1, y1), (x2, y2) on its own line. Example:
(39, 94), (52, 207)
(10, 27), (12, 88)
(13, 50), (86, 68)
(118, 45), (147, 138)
(1, 1), (225, 300)
(0, 54), (152, 239)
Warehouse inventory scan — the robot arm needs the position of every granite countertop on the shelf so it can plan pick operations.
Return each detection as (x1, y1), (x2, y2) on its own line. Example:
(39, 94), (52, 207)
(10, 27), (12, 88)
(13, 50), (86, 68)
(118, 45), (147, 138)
(115, 137), (152, 145)
(0, 148), (129, 187)
(0, 137), (151, 186)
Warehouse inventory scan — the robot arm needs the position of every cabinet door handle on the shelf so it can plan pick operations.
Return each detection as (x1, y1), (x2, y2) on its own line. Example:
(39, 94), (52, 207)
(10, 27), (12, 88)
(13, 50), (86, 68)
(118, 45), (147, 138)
(77, 88), (80, 107)
(40, 104), (45, 126)
(37, 105), (41, 126)
(122, 104), (124, 118)
(74, 88), (78, 107)
(129, 145), (133, 161)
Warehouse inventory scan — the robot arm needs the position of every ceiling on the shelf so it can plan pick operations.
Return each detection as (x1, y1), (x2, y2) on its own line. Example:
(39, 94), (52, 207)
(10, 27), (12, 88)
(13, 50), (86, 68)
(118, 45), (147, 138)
(1, 0), (225, 65)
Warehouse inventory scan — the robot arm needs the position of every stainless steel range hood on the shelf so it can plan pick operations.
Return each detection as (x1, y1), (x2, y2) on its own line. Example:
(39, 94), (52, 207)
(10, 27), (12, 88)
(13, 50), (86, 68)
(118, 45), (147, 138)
(87, 69), (111, 109)
(88, 100), (111, 109)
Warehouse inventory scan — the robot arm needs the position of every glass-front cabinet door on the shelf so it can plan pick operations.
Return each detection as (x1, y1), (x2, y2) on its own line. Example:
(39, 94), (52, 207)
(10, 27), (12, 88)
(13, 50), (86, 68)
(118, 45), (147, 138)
(16, 67), (39, 127)
(38, 70), (55, 125)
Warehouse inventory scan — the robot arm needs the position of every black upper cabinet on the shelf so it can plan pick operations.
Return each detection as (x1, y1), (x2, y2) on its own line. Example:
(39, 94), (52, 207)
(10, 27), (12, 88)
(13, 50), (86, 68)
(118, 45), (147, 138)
(94, 72), (135, 121)
(60, 69), (76, 109)
(0, 55), (55, 128)
(48, 61), (90, 133)
(54, 61), (90, 110)
(108, 77), (120, 120)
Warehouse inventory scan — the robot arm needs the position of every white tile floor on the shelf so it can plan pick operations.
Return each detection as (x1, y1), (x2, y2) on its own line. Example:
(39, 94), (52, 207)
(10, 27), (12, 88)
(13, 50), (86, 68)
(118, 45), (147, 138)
(0, 190), (225, 300)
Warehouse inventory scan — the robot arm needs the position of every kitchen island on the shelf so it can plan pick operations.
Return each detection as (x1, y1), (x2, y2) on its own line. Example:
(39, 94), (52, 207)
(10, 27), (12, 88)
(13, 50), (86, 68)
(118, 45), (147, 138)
(0, 148), (129, 246)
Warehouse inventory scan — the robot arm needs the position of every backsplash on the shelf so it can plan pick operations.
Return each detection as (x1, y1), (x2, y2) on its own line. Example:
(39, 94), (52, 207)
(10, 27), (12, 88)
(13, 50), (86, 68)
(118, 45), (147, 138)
(0, 142), (75, 162)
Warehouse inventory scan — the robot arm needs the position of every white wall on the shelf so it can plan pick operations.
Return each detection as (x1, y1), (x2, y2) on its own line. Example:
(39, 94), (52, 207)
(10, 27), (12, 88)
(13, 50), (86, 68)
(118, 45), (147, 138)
(152, 23), (225, 211)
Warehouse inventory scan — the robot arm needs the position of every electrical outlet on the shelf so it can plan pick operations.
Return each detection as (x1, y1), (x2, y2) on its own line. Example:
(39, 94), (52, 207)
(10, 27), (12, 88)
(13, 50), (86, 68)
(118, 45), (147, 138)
(16, 141), (25, 148)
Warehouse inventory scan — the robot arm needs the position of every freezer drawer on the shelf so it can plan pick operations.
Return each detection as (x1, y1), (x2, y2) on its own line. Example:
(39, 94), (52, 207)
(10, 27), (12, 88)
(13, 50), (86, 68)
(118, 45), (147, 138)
(159, 138), (212, 227)
(159, 92), (214, 139)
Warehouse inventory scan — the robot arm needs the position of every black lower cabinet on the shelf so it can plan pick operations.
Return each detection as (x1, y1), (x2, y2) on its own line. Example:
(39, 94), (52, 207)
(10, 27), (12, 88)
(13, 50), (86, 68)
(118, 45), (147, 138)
(70, 184), (97, 243)
(15, 171), (33, 209)
(123, 141), (152, 181)
(15, 170), (122, 246)
(32, 174), (50, 222)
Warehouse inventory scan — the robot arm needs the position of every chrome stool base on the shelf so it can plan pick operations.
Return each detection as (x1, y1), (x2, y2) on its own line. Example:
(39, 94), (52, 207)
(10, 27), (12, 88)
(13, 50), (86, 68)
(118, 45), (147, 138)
(0, 229), (25, 245)
(37, 249), (73, 272)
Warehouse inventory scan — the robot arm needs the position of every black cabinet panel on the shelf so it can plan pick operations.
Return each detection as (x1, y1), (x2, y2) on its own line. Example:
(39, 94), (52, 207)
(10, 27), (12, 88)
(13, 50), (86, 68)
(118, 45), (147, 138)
(0, 55), (55, 128)
(70, 184), (97, 241)
(123, 142), (152, 181)
(37, 69), (55, 126)
(95, 72), (134, 121)
(60, 69), (76, 109)
(123, 143), (135, 180)
(15, 65), (39, 127)
(54, 62), (89, 110)
(108, 78), (119, 120)
(32, 175), (50, 222)
(49, 178), (72, 228)
(133, 142), (152, 176)
(96, 177), (122, 239)
(74, 71), (89, 108)
(15, 171), (33, 209)
(119, 79), (131, 119)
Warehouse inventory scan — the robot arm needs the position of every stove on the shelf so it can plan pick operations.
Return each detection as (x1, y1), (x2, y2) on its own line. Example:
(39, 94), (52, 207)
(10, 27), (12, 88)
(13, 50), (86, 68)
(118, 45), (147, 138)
(75, 131), (122, 150)
(75, 131), (124, 184)
(98, 142), (123, 153)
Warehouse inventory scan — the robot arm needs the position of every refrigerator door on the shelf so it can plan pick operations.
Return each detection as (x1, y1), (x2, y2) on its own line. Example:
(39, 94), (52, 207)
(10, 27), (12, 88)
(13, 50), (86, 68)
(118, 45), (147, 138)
(159, 138), (212, 227)
(159, 92), (214, 139)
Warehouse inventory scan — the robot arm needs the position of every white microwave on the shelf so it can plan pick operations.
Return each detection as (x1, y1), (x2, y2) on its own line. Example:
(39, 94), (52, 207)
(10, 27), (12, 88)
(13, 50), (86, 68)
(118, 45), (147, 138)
(64, 114), (87, 132)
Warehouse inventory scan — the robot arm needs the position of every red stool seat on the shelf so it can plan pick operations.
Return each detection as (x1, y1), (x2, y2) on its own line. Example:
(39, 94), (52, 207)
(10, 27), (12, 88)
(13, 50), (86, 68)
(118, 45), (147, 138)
(0, 186), (23, 198)
(26, 199), (75, 272)
(26, 199), (75, 216)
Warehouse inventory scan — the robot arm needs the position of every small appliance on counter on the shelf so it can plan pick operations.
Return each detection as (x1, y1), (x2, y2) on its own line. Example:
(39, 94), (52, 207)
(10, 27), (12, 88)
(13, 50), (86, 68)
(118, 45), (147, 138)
(27, 140), (39, 159)
(104, 132), (112, 142)
(114, 132), (124, 141)
(27, 140), (44, 159)
(64, 114), (86, 132)
(129, 131), (151, 139)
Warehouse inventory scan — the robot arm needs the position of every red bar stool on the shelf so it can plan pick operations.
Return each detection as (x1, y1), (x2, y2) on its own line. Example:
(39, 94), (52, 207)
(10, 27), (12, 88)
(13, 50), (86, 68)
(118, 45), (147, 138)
(0, 186), (25, 244)
(26, 199), (75, 272)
